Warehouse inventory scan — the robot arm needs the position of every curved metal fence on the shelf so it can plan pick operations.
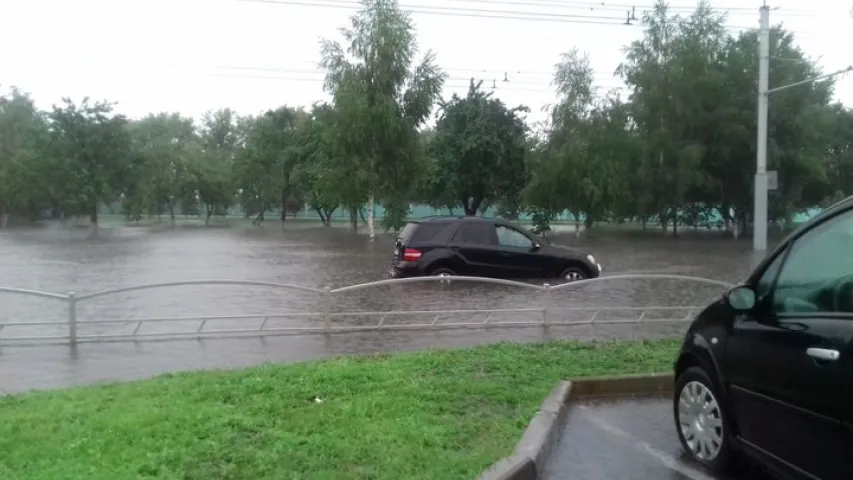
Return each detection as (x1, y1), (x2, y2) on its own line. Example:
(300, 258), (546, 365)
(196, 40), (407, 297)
(0, 274), (734, 345)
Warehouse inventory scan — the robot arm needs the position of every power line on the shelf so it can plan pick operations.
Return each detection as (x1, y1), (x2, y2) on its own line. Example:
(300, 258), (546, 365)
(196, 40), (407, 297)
(175, 70), (626, 93)
(237, 0), (813, 32)
(229, 59), (618, 77)
(356, 0), (817, 17)
(239, 0), (631, 24)
(173, 64), (620, 81)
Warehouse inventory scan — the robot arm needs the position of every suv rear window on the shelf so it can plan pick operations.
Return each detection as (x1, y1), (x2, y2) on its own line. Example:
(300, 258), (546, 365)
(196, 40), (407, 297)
(398, 221), (447, 244)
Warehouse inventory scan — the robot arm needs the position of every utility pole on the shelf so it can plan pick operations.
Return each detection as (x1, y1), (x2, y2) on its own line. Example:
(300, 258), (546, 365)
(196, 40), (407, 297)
(753, 4), (852, 251)
(753, 3), (770, 251)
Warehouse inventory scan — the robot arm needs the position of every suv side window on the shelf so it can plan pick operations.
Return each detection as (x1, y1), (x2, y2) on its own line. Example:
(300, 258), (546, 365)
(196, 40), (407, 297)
(495, 225), (533, 248)
(772, 210), (853, 315)
(410, 222), (448, 242)
(452, 223), (495, 245)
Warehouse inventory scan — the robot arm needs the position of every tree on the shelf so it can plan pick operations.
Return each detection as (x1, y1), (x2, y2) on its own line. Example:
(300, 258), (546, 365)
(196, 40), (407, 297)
(234, 107), (303, 226)
(320, 0), (444, 236)
(197, 108), (242, 224)
(0, 87), (49, 227)
(291, 103), (342, 226)
(43, 98), (131, 230)
(429, 79), (529, 216)
(126, 113), (198, 223)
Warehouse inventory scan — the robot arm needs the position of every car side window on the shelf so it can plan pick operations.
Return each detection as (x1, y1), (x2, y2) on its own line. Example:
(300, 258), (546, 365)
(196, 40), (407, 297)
(772, 210), (853, 315)
(453, 223), (495, 245)
(495, 225), (533, 248)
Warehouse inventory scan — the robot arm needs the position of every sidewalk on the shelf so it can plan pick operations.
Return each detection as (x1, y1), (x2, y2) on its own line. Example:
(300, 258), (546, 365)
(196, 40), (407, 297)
(542, 396), (773, 480)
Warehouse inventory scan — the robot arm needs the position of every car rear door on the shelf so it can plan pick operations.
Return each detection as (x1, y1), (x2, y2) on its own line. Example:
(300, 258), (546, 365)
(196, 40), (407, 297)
(725, 209), (853, 480)
(449, 222), (504, 277)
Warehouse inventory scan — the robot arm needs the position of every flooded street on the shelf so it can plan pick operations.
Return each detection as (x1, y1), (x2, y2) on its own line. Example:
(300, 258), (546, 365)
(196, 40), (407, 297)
(0, 223), (767, 393)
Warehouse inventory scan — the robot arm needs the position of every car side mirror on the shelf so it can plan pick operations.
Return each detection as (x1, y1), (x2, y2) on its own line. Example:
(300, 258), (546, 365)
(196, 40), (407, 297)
(724, 285), (757, 312)
(531, 242), (540, 251)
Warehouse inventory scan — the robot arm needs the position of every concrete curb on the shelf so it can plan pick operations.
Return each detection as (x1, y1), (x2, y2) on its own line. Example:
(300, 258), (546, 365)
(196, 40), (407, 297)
(477, 373), (674, 480)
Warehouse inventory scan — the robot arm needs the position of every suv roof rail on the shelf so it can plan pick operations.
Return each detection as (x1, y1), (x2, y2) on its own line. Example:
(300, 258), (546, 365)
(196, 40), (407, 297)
(418, 215), (464, 221)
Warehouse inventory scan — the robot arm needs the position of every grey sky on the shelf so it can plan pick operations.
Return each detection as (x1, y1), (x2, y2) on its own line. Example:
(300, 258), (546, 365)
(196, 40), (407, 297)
(2, 0), (850, 125)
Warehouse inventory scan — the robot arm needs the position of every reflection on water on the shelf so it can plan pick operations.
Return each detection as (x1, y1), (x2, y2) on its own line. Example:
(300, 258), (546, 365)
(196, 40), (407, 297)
(0, 224), (767, 392)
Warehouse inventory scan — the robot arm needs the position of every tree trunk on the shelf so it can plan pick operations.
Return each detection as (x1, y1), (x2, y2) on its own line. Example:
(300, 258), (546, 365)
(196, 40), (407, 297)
(0, 205), (8, 229)
(573, 213), (581, 237)
(359, 208), (367, 225)
(349, 207), (358, 232)
(462, 196), (483, 216)
(280, 187), (288, 223)
(367, 196), (375, 240)
(169, 202), (176, 225)
(89, 203), (99, 235)
(659, 210), (668, 234)
(205, 205), (213, 226)
(314, 207), (328, 226)
(671, 210), (679, 238)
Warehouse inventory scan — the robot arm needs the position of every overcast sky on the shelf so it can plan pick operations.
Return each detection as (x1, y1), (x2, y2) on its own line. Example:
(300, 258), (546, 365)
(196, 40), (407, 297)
(2, 0), (851, 125)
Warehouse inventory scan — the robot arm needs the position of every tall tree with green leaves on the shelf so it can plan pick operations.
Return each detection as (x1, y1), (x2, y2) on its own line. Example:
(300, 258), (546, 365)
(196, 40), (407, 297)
(429, 79), (529, 216)
(320, 0), (444, 236)
(234, 106), (304, 225)
(43, 98), (131, 231)
(0, 87), (48, 227)
(197, 108), (243, 224)
(126, 112), (198, 223)
(291, 102), (344, 226)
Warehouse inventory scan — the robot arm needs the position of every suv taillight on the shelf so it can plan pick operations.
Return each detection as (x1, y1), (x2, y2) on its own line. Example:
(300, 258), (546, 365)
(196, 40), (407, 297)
(402, 248), (422, 261)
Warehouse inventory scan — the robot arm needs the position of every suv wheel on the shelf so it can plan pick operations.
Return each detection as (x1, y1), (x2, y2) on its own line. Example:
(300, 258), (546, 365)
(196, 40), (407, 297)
(560, 266), (587, 282)
(430, 267), (455, 276)
(674, 366), (735, 473)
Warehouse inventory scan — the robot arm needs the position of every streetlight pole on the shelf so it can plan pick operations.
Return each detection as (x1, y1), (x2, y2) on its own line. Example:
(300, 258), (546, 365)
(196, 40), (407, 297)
(753, 4), (770, 251)
(752, 4), (852, 251)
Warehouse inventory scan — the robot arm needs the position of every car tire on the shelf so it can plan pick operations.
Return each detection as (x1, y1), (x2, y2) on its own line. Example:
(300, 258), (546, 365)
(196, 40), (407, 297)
(429, 267), (455, 276)
(674, 366), (736, 474)
(559, 266), (587, 282)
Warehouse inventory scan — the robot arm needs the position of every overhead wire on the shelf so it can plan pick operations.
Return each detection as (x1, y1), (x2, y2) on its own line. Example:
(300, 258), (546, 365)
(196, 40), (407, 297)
(176, 70), (625, 94)
(236, 0), (814, 33)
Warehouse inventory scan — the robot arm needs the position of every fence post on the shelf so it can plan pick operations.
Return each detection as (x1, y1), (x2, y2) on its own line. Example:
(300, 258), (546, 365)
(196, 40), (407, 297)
(323, 286), (332, 332)
(68, 292), (77, 344)
(541, 284), (552, 325)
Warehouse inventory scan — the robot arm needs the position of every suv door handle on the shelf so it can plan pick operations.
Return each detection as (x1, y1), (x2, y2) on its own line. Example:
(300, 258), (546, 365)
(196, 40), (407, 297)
(806, 348), (840, 361)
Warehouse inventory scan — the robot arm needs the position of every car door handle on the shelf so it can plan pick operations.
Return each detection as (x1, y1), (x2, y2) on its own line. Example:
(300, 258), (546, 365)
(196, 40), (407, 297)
(806, 348), (840, 361)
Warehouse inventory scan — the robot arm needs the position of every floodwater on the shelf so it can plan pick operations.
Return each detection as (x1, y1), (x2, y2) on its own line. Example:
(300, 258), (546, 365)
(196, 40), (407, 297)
(0, 223), (767, 393)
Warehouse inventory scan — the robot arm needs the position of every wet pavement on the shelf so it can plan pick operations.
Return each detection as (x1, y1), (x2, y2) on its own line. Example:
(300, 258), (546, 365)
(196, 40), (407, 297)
(543, 396), (775, 480)
(0, 224), (768, 393)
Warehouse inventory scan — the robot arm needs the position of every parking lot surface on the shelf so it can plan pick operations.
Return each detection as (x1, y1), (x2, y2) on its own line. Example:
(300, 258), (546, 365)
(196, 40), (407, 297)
(542, 395), (775, 480)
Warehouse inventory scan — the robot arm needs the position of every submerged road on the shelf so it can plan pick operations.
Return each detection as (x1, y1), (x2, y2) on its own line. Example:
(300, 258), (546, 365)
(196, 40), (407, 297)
(0, 224), (764, 392)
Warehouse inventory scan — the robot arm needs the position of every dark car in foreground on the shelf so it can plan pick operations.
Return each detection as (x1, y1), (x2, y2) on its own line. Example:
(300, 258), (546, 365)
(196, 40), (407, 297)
(673, 196), (853, 480)
(389, 216), (602, 281)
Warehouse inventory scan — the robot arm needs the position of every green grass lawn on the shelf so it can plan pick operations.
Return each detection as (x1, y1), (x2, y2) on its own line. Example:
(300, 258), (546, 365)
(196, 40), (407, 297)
(0, 339), (680, 480)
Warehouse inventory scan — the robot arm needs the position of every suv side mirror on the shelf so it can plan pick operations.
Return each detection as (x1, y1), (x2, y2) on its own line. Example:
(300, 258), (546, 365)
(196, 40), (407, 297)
(724, 285), (757, 311)
(531, 242), (541, 251)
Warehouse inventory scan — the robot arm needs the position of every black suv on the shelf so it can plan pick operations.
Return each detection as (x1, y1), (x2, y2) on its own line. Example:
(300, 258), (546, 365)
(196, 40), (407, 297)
(389, 216), (602, 281)
(673, 195), (853, 480)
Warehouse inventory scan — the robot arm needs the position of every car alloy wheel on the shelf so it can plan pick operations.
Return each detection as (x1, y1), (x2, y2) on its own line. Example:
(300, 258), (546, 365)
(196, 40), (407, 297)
(561, 267), (587, 282)
(677, 380), (724, 461)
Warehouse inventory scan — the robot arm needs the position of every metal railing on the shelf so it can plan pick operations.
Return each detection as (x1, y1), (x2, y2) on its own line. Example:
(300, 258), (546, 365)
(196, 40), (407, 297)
(0, 274), (734, 345)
